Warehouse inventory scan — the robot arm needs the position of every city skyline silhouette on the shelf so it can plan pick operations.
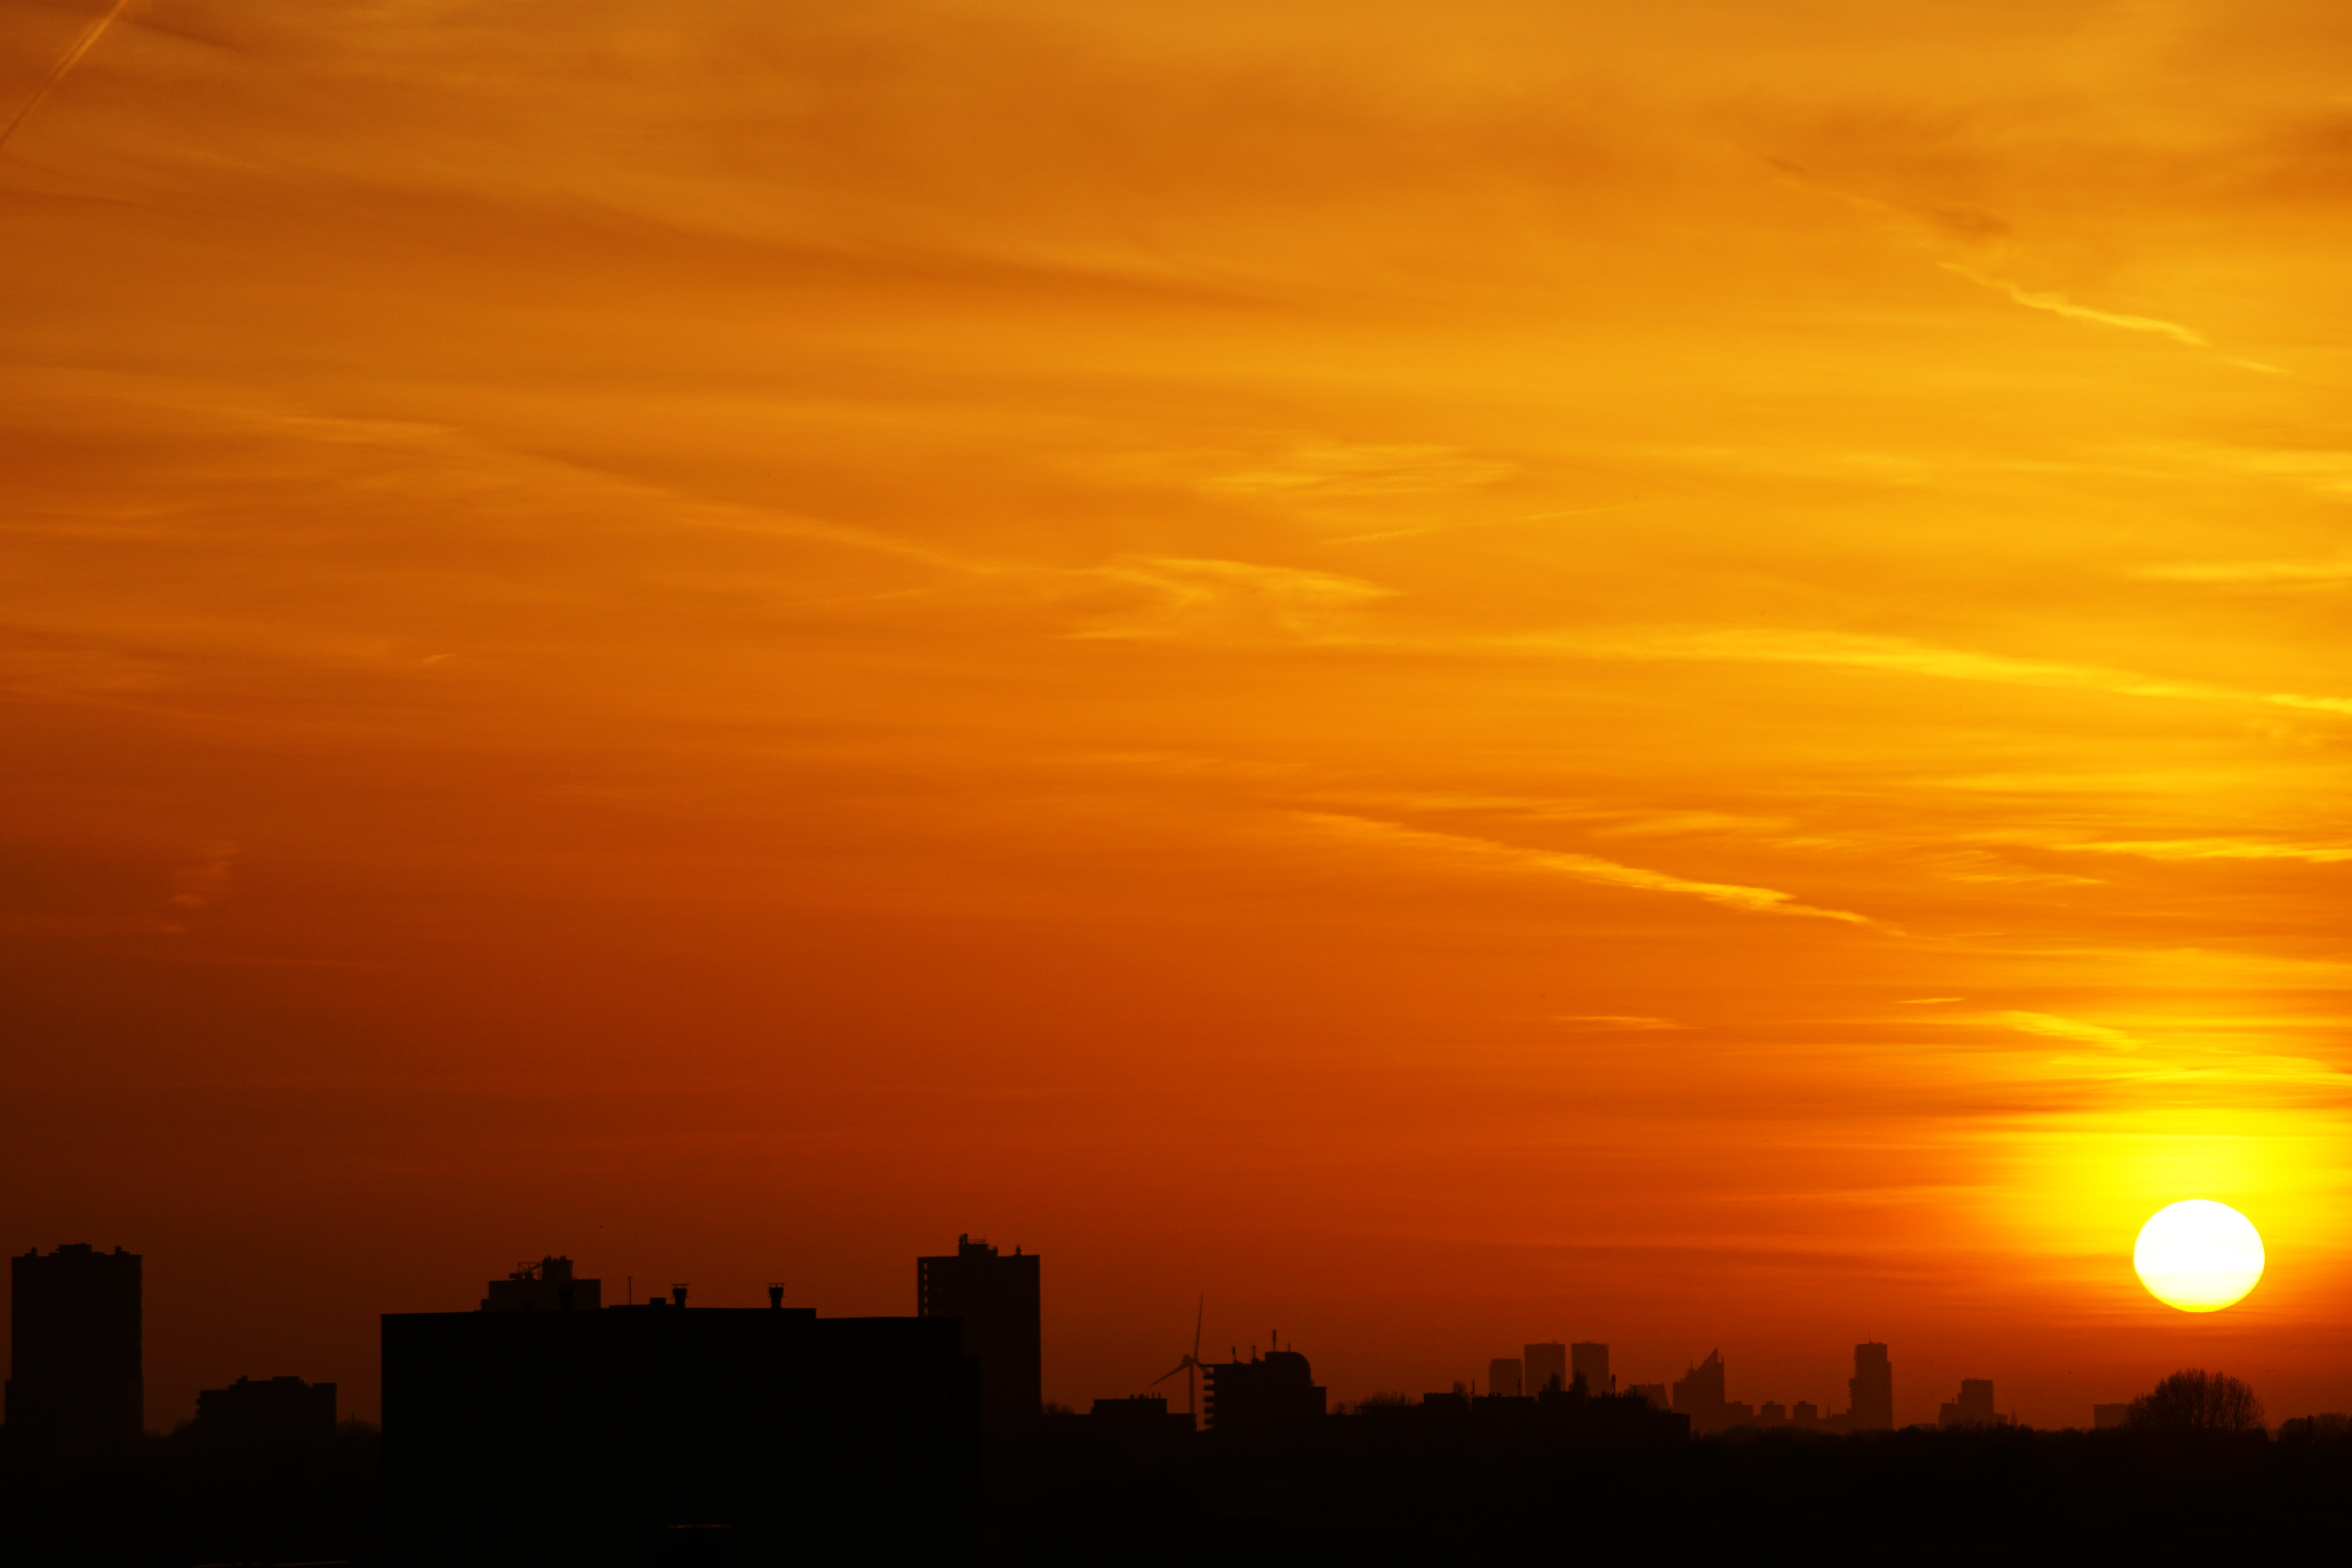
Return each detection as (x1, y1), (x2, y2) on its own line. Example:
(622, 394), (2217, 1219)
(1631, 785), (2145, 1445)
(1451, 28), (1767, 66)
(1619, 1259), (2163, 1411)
(7, 5), (2352, 1557)
(5, 1232), (2347, 1563)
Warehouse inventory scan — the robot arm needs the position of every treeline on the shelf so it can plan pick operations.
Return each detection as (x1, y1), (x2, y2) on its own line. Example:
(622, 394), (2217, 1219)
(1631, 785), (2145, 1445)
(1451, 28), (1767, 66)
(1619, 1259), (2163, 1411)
(4, 1374), (2349, 1563)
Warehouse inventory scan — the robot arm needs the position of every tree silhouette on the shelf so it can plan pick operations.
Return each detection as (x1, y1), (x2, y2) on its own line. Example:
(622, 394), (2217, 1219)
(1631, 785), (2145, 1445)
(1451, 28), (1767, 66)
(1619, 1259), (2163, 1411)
(2127, 1369), (2265, 1434)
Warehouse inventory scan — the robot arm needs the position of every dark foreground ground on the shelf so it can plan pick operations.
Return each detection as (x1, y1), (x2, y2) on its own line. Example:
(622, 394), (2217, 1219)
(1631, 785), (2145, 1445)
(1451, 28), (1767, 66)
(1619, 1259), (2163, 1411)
(5, 1416), (2349, 1564)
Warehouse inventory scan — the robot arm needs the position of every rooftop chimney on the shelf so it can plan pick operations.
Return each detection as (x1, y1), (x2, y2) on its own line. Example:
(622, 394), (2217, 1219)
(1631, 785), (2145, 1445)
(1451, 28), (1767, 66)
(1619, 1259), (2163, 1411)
(767, 1284), (784, 1309)
(671, 1284), (688, 1308)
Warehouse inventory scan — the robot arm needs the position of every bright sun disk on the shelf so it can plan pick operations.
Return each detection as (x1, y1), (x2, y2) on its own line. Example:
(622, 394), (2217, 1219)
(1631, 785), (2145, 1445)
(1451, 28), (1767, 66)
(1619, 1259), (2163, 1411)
(2134, 1199), (2264, 1313)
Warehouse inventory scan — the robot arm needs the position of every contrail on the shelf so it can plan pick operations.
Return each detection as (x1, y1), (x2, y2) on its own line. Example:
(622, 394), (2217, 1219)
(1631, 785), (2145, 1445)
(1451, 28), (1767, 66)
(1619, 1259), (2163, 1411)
(0, 0), (135, 154)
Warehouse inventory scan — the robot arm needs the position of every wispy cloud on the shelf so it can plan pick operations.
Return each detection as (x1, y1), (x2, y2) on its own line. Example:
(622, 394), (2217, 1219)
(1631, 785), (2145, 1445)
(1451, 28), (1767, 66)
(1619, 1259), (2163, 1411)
(1297, 812), (1877, 926)
(1076, 557), (1394, 643)
(1200, 443), (1514, 499)
(1506, 626), (2352, 722)
(1937, 261), (2210, 348)
(1557, 1015), (1689, 1031)
(2134, 557), (2352, 587)
(1992, 1011), (2139, 1050)
(1323, 501), (1642, 547)
(2073, 838), (2352, 865)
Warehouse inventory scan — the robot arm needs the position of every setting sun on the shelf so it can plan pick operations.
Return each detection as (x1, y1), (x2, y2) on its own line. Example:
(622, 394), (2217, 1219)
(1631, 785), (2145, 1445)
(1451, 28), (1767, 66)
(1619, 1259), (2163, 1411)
(2135, 1201), (2266, 1314)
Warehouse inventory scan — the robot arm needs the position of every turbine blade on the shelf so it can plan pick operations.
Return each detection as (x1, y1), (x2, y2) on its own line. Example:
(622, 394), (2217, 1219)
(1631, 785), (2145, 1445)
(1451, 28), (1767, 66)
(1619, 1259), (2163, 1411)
(1149, 1361), (1190, 1386)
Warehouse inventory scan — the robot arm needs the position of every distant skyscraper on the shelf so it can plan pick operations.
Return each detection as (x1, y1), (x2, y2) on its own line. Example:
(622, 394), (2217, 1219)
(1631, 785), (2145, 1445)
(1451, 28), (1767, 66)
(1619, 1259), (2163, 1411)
(1848, 1341), (1893, 1431)
(1488, 1357), (1524, 1398)
(6, 1244), (143, 1456)
(1939, 1377), (1998, 1428)
(1630, 1382), (1670, 1411)
(2092, 1402), (2131, 1430)
(1523, 1342), (1568, 1396)
(1571, 1341), (1610, 1394)
(1671, 1350), (1756, 1433)
(1673, 1349), (1726, 1417)
(917, 1234), (1040, 1433)
(480, 1255), (602, 1312)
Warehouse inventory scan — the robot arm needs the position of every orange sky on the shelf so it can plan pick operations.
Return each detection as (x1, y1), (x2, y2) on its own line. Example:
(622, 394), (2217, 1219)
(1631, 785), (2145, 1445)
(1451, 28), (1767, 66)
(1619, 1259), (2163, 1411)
(5, 0), (2351, 1430)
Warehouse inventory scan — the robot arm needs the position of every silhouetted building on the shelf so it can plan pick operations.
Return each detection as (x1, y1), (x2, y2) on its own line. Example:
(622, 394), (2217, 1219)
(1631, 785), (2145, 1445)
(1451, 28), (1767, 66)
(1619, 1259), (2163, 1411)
(2093, 1402), (2131, 1430)
(1793, 1400), (1820, 1426)
(1758, 1400), (1788, 1426)
(192, 1375), (336, 1448)
(918, 1234), (1040, 1434)
(1673, 1351), (1724, 1414)
(1489, 1357), (1524, 1397)
(1087, 1394), (1192, 1440)
(1940, 1378), (2001, 1428)
(1572, 1341), (1611, 1394)
(1670, 1351), (1762, 1434)
(1631, 1382), (1669, 1411)
(7, 1244), (142, 1457)
(1524, 1342), (1567, 1396)
(384, 1263), (978, 1562)
(1205, 1348), (1325, 1433)
(1848, 1342), (1893, 1432)
(479, 1255), (601, 1312)
(1672, 1349), (1724, 1430)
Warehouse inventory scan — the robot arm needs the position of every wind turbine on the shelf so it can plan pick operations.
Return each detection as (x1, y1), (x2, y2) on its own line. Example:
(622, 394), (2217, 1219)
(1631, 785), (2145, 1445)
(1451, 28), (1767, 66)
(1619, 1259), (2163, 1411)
(1149, 1294), (1207, 1428)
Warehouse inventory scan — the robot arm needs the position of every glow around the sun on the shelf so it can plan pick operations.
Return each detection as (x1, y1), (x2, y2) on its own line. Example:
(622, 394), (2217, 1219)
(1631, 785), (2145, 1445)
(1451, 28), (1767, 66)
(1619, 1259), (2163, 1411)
(2134, 1200), (2265, 1313)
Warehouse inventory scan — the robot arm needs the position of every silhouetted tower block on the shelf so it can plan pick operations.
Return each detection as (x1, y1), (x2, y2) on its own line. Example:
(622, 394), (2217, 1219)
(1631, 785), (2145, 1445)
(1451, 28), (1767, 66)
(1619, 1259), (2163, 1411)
(1523, 1341), (1567, 1396)
(1849, 1341), (1893, 1431)
(479, 1254), (602, 1312)
(1673, 1350), (1726, 1416)
(1204, 1346), (1325, 1433)
(192, 1375), (336, 1448)
(1630, 1381), (1669, 1411)
(6, 1244), (143, 1457)
(1572, 1341), (1611, 1394)
(2092, 1401), (2131, 1430)
(384, 1284), (977, 1562)
(917, 1234), (1040, 1433)
(1488, 1357), (1524, 1398)
(1670, 1350), (1756, 1433)
(1939, 1377), (1999, 1428)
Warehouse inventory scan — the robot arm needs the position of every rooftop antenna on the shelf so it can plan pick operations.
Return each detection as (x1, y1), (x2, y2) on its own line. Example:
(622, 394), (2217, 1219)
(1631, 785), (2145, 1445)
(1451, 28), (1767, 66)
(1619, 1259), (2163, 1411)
(1149, 1294), (1208, 1428)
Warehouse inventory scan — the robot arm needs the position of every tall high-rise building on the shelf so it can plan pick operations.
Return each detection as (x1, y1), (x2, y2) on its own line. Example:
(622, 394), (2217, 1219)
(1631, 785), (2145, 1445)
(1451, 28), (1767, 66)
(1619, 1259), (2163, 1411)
(1670, 1350), (1753, 1434)
(1848, 1341), (1893, 1431)
(6, 1244), (143, 1456)
(1523, 1342), (1568, 1396)
(1673, 1349), (1726, 1415)
(1938, 1378), (1998, 1428)
(916, 1234), (1040, 1433)
(1571, 1341), (1611, 1394)
(1488, 1357), (1524, 1397)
